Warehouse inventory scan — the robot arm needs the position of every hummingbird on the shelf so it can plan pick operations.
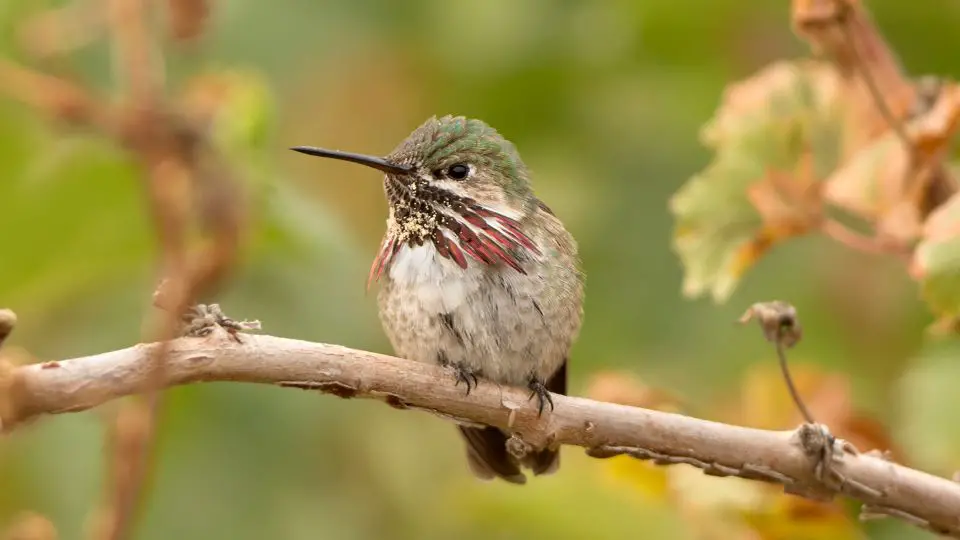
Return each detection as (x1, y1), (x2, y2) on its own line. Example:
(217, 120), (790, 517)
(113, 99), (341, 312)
(291, 115), (584, 484)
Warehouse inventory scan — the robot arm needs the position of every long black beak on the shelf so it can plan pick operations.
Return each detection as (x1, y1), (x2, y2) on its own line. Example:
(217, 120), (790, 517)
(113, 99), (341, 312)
(290, 146), (413, 175)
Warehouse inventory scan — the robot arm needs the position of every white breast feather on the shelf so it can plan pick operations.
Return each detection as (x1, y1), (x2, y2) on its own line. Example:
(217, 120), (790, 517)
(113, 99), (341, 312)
(388, 243), (474, 313)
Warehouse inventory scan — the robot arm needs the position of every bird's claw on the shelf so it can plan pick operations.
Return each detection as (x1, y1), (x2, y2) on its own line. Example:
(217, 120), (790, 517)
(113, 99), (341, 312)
(528, 378), (554, 417)
(450, 363), (479, 395)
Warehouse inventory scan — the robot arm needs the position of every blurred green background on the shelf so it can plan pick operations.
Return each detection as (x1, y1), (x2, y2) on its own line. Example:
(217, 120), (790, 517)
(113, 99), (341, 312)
(3, 1), (960, 539)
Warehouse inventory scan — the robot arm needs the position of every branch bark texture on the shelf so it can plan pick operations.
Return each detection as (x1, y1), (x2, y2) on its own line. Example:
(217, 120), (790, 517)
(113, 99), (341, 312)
(2, 331), (959, 536)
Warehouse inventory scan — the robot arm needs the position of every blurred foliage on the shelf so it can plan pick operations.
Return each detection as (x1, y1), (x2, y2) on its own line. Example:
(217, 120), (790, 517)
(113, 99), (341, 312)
(671, 60), (842, 302)
(2, 1), (960, 540)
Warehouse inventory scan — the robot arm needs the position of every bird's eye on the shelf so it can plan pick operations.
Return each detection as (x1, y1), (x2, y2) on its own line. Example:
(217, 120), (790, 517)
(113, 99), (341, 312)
(447, 163), (470, 180)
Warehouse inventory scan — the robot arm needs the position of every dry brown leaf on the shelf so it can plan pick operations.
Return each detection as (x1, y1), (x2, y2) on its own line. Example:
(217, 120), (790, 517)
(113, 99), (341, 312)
(792, 0), (915, 152)
(822, 133), (909, 220)
(875, 199), (923, 245)
(746, 152), (822, 237)
(728, 155), (824, 280)
(792, 0), (959, 247)
(824, 83), (960, 244)
(911, 83), (960, 159)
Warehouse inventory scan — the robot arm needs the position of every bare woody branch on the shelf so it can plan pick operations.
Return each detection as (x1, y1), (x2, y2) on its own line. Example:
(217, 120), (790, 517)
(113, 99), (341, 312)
(2, 330), (959, 537)
(1, 2), (245, 537)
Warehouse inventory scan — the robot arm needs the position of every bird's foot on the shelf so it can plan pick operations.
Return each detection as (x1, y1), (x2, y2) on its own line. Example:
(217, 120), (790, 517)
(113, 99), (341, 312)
(453, 364), (480, 395)
(440, 356), (479, 395)
(527, 378), (554, 417)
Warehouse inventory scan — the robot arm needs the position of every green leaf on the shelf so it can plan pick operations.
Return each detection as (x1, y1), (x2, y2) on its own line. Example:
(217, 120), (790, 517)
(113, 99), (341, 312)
(669, 60), (843, 302)
(895, 339), (960, 473)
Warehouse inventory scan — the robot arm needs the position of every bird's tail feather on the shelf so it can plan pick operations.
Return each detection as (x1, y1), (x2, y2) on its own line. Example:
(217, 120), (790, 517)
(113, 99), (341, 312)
(456, 360), (566, 484)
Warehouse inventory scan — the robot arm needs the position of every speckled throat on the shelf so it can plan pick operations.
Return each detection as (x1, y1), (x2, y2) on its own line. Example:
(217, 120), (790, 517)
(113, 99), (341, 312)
(366, 176), (541, 289)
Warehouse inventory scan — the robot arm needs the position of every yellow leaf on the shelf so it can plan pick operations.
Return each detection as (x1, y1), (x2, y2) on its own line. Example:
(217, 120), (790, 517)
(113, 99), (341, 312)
(740, 495), (864, 540)
(665, 466), (862, 540)
(602, 455), (672, 501)
(586, 371), (680, 502)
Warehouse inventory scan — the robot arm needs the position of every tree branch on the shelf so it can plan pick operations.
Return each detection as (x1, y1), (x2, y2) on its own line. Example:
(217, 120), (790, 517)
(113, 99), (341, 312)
(2, 330), (959, 537)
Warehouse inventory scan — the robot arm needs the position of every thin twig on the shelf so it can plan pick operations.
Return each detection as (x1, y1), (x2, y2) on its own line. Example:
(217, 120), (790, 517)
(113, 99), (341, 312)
(836, 3), (913, 155)
(820, 219), (910, 261)
(738, 301), (815, 424)
(0, 59), (107, 127)
(107, 0), (160, 106)
(775, 331), (815, 425)
(99, 1), (175, 538)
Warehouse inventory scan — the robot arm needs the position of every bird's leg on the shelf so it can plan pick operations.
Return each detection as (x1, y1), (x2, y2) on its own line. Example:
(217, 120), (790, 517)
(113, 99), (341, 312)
(527, 378), (554, 417)
(438, 352), (479, 395)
